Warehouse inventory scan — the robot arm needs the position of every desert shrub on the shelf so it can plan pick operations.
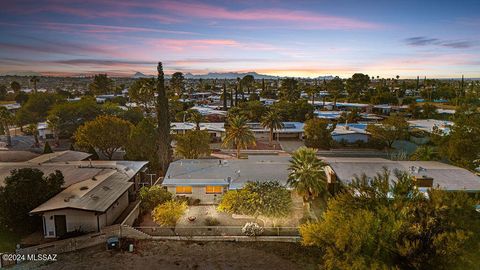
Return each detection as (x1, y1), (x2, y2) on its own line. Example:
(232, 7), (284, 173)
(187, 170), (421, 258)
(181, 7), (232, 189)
(151, 200), (187, 227)
(242, 222), (264, 236)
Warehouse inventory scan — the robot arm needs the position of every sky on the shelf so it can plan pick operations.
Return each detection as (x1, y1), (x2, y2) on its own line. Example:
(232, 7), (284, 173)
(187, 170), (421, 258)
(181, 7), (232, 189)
(0, 0), (479, 78)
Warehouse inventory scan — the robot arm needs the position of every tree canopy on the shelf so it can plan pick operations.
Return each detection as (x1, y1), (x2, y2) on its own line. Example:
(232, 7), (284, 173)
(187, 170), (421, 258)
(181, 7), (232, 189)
(174, 130), (211, 159)
(125, 118), (160, 172)
(88, 74), (114, 95)
(367, 115), (409, 148)
(0, 168), (64, 233)
(304, 118), (336, 149)
(218, 181), (292, 219)
(75, 115), (132, 160)
(300, 169), (480, 270)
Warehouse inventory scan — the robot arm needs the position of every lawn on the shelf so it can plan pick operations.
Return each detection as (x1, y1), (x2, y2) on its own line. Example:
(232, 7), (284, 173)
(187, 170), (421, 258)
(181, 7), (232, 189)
(0, 228), (20, 252)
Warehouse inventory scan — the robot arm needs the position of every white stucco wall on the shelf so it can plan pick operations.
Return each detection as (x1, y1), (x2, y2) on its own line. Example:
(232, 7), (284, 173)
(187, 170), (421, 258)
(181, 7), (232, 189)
(41, 191), (130, 238)
(42, 209), (98, 238)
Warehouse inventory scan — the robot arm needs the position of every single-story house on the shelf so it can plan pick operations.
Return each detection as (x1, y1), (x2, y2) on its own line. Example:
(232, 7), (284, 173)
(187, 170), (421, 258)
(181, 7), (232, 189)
(29, 159), (148, 238)
(332, 124), (370, 143)
(162, 156), (291, 203)
(408, 119), (453, 135)
(322, 157), (480, 192)
(0, 151), (148, 238)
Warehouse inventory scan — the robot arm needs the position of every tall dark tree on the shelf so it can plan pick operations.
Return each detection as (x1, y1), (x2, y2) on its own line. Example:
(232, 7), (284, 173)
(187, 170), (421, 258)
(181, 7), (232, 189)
(10, 81), (21, 92)
(170, 72), (185, 96)
(30, 76), (39, 93)
(156, 62), (171, 173)
(88, 74), (114, 95)
(223, 80), (228, 110)
(278, 78), (300, 102)
(235, 77), (240, 105)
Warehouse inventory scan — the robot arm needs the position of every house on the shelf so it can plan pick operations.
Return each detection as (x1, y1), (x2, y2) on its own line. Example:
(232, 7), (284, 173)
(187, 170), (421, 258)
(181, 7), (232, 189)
(332, 124), (370, 143)
(408, 119), (453, 135)
(0, 151), (148, 238)
(162, 156), (291, 203)
(322, 157), (480, 192)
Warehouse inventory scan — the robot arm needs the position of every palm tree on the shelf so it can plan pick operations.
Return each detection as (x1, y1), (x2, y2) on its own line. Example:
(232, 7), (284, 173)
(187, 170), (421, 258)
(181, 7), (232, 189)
(188, 109), (204, 130)
(222, 115), (256, 158)
(410, 145), (438, 161)
(261, 110), (283, 145)
(26, 123), (40, 147)
(288, 147), (328, 214)
(47, 115), (60, 146)
(30, 76), (39, 93)
(0, 107), (14, 146)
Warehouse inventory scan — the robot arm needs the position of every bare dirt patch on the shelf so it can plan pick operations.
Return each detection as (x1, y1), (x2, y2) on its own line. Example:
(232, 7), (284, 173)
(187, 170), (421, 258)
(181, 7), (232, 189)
(15, 240), (321, 270)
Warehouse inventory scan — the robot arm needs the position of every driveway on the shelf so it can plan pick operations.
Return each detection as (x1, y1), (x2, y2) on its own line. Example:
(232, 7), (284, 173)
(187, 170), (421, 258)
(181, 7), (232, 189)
(279, 140), (305, 153)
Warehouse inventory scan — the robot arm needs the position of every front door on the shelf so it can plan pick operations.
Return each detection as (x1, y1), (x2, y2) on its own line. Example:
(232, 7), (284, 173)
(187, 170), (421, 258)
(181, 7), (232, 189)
(54, 215), (67, 237)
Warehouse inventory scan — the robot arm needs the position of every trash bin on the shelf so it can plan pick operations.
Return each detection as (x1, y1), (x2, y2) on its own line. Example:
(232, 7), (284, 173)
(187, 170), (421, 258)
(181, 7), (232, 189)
(107, 237), (120, 250)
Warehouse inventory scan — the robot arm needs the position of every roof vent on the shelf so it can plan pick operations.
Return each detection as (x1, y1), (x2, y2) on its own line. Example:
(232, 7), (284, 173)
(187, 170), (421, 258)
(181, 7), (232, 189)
(90, 195), (99, 200)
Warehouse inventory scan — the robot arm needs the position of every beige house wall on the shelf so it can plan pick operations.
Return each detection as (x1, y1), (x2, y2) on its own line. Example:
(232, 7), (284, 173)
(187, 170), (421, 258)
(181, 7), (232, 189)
(167, 186), (225, 204)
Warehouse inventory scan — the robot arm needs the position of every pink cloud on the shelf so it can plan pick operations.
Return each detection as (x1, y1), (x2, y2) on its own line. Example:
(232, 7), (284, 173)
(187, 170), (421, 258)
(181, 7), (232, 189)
(157, 1), (381, 30)
(39, 22), (198, 35)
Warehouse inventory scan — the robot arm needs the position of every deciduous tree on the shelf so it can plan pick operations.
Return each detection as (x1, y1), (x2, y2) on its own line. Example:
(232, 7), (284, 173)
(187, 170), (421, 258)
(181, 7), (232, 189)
(75, 115), (132, 160)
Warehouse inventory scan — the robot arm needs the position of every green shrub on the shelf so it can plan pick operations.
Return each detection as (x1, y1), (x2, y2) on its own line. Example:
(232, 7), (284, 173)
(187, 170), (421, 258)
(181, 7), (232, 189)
(139, 186), (172, 212)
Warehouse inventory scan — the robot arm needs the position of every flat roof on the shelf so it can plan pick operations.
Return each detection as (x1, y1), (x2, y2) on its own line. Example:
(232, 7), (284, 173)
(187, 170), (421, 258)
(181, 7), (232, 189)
(322, 157), (480, 191)
(163, 156), (291, 189)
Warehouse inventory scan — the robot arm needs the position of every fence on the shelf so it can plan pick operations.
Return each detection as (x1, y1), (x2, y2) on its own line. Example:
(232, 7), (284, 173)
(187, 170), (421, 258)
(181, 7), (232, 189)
(136, 226), (299, 237)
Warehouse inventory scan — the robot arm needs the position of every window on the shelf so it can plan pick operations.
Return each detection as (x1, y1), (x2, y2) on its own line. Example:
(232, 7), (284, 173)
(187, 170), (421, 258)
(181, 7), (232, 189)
(206, 186), (223, 194)
(175, 186), (192, 194)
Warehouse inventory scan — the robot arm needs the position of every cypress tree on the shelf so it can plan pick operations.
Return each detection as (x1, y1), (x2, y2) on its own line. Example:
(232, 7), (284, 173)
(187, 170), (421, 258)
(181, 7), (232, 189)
(43, 141), (53, 154)
(156, 62), (171, 174)
(223, 80), (228, 111)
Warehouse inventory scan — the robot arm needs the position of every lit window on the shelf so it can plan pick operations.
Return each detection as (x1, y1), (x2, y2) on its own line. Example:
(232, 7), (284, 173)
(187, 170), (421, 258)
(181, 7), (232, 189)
(175, 186), (192, 194)
(206, 186), (223, 194)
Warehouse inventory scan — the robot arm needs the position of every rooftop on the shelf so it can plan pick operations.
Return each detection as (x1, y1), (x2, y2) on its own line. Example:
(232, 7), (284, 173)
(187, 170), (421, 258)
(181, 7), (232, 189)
(163, 156), (291, 189)
(322, 157), (480, 191)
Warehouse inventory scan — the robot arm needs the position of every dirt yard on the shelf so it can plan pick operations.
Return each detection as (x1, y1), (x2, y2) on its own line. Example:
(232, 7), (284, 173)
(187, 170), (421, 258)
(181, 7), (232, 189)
(15, 240), (322, 270)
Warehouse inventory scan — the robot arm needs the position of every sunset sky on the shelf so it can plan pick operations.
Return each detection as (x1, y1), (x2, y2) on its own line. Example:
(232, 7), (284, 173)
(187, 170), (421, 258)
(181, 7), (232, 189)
(0, 0), (479, 78)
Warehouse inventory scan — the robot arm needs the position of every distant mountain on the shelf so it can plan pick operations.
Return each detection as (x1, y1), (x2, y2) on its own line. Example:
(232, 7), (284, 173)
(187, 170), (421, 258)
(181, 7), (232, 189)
(183, 72), (279, 80)
(0, 71), (42, 76)
(132, 72), (154, 78)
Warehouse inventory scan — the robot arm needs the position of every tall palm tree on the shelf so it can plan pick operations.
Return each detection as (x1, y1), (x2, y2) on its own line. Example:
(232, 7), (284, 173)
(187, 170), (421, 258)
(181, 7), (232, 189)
(26, 123), (40, 147)
(47, 115), (60, 146)
(188, 109), (204, 130)
(261, 110), (283, 145)
(222, 115), (256, 158)
(0, 107), (14, 146)
(288, 147), (328, 213)
(30, 76), (39, 93)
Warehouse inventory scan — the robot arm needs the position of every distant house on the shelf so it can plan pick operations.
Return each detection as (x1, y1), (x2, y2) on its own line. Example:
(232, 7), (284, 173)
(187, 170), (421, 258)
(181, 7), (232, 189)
(170, 121), (370, 143)
(162, 156), (291, 204)
(408, 119), (453, 135)
(323, 157), (480, 192)
(0, 151), (148, 238)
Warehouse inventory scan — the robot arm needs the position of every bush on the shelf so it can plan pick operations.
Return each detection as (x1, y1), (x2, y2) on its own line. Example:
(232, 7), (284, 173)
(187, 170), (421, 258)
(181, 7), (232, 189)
(151, 200), (187, 227)
(139, 186), (172, 212)
(204, 217), (220, 226)
(242, 222), (264, 236)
